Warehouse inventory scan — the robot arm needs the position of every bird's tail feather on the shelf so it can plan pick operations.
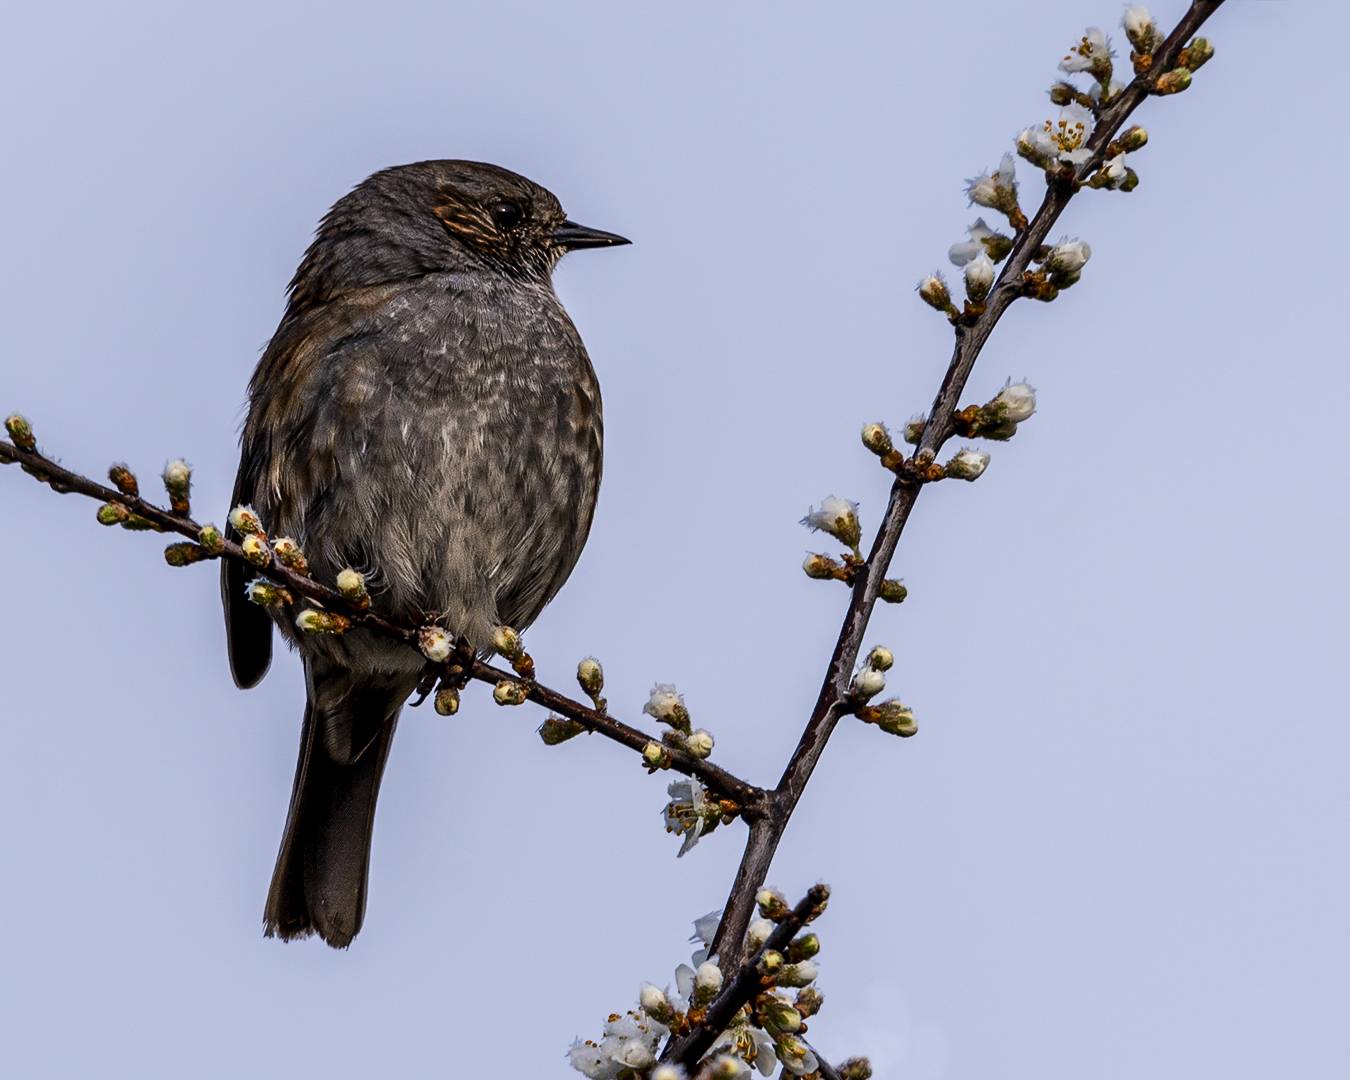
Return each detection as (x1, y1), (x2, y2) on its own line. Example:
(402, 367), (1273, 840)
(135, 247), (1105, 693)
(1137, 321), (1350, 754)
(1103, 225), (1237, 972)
(264, 660), (415, 948)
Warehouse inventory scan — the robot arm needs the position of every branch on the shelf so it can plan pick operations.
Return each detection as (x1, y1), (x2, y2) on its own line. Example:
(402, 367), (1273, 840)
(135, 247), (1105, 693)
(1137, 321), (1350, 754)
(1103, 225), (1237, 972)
(0, 434), (767, 811)
(707, 0), (1229, 975)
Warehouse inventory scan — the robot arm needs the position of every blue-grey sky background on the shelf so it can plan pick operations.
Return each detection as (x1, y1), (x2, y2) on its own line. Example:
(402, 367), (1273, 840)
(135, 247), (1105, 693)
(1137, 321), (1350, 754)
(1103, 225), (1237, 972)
(1, 1), (1343, 1077)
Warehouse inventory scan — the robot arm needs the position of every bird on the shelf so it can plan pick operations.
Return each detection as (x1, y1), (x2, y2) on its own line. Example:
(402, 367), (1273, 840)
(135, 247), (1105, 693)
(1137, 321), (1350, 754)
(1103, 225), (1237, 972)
(221, 160), (628, 948)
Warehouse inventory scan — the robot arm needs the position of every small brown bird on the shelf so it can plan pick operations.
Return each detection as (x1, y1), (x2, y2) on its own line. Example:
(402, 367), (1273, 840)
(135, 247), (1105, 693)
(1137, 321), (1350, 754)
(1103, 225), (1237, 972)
(222, 160), (628, 947)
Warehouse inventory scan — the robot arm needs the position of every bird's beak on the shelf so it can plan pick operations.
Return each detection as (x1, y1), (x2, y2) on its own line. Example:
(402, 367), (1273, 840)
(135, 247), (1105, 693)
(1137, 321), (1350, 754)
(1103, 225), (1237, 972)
(551, 219), (631, 251)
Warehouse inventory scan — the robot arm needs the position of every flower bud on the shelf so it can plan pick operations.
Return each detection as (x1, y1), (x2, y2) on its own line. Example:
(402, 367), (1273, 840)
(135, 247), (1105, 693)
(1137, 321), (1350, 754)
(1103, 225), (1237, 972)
(917, 273), (953, 312)
(118, 514), (160, 531)
(761, 998), (802, 1034)
(746, 918), (775, 953)
(1122, 6), (1162, 54)
(802, 553), (846, 581)
(1154, 67), (1192, 95)
(652, 1065), (686, 1080)
(241, 534), (271, 567)
(96, 502), (131, 526)
(860, 423), (893, 457)
(108, 463), (138, 496)
(336, 568), (370, 609)
(642, 741), (669, 769)
(418, 626), (452, 662)
(246, 579), (293, 606)
(269, 537), (308, 576)
(161, 459), (191, 515)
(1046, 239), (1090, 277)
(757, 950), (784, 976)
(163, 541), (208, 567)
(779, 959), (818, 988)
(944, 448), (990, 481)
(801, 497), (861, 552)
(1114, 126), (1148, 154)
(685, 729), (715, 759)
(839, 1058), (874, 1080)
(5, 414), (36, 450)
(640, 983), (673, 1021)
(576, 657), (604, 700)
(865, 646), (893, 672)
(903, 416), (926, 445)
(1048, 81), (1078, 106)
(434, 687), (461, 716)
(709, 1056), (749, 1080)
(295, 609), (351, 634)
(858, 699), (918, 737)
(492, 625), (524, 660)
(989, 380), (1037, 424)
(850, 666), (885, 701)
(539, 716), (585, 743)
(1177, 36), (1214, 72)
(879, 579), (908, 604)
(228, 505), (265, 537)
(198, 524), (224, 555)
(963, 251), (995, 304)
(794, 987), (824, 1018)
(493, 680), (527, 706)
(757, 887), (791, 922)
(644, 684), (691, 733)
(694, 960), (723, 1005)
(788, 933), (820, 962)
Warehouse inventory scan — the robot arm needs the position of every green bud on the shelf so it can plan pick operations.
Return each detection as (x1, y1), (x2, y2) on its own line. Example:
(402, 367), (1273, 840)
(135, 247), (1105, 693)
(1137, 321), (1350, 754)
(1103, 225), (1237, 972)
(878, 579), (907, 604)
(492, 625), (524, 660)
(228, 505), (265, 537)
(5, 414), (36, 451)
(108, 463), (139, 496)
(272, 537), (309, 576)
(787, 933), (820, 961)
(794, 987), (824, 1018)
(1154, 67), (1192, 95)
(163, 541), (208, 567)
(839, 1058), (874, 1080)
(295, 609), (350, 634)
(757, 887), (792, 922)
(577, 657), (604, 699)
(539, 716), (585, 744)
(241, 534), (271, 567)
(161, 459), (191, 515)
(1178, 37), (1214, 71)
(802, 553), (847, 581)
(97, 502), (131, 526)
(198, 524), (225, 555)
(246, 580), (294, 606)
(757, 950), (784, 976)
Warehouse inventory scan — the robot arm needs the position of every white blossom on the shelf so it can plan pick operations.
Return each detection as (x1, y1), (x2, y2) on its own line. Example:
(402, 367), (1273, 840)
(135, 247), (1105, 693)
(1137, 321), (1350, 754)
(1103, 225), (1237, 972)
(418, 626), (451, 663)
(709, 1024), (778, 1077)
(746, 918), (775, 953)
(965, 154), (1018, 211)
(1035, 103), (1095, 165)
(695, 960), (724, 996)
(944, 448), (991, 482)
(675, 962), (696, 1002)
(1047, 238), (1091, 276)
(692, 909), (723, 946)
(640, 983), (671, 1016)
(775, 1035), (820, 1077)
(1122, 6), (1162, 53)
(1098, 152), (1129, 188)
(963, 251), (995, 303)
(993, 380), (1037, 423)
(801, 497), (861, 550)
(644, 683), (688, 727)
(663, 778), (713, 856)
(568, 1040), (619, 1079)
(851, 667), (886, 700)
(948, 218), (995, 266)
(1059, 27), (1112, 75)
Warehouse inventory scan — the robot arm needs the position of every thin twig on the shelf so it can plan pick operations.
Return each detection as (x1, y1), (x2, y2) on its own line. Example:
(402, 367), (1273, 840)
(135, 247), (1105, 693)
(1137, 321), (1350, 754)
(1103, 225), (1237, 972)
(0, 436), (766, 808)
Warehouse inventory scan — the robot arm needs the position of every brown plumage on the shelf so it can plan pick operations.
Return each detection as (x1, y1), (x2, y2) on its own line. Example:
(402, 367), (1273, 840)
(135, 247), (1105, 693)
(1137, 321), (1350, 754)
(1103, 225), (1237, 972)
(222, 160), (628, 947)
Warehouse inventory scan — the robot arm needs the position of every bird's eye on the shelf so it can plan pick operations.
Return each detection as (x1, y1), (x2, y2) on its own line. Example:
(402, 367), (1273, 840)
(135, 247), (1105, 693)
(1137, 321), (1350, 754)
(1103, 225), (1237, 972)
(491, 201), (523, 229)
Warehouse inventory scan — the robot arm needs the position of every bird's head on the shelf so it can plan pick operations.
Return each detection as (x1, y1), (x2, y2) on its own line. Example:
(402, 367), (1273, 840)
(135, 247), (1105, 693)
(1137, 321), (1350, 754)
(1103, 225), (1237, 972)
(288, 159), (629, 308)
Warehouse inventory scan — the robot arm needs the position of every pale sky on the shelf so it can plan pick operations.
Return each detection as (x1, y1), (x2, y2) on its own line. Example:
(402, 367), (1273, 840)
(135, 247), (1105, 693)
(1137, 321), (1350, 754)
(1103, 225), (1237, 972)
(1, 2), (1344, 1077)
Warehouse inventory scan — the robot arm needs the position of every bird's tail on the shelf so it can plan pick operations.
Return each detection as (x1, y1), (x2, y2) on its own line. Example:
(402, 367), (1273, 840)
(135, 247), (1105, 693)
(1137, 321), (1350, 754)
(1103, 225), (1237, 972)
(264, 658), (417, 948)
